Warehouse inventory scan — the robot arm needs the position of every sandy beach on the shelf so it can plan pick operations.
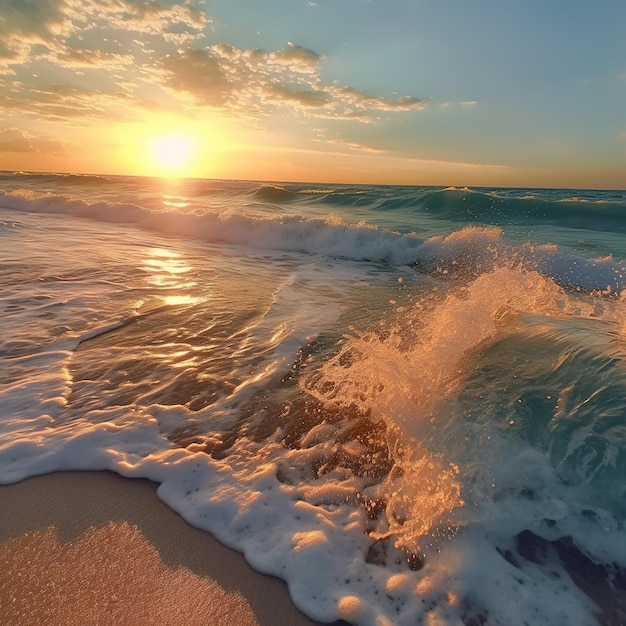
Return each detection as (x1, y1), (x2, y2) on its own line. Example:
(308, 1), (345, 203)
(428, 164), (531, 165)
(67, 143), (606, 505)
(0, 471), (348, 626)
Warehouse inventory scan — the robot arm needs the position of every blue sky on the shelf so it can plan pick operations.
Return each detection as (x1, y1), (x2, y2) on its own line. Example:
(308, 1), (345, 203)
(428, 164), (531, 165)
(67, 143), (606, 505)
(0, 0), (624, 187)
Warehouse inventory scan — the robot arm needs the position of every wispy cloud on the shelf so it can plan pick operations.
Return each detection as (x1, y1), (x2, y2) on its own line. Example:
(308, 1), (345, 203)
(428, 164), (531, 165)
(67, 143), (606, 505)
(55, 48), (135, 70)
(0, 127), (68, 153)
(243, 140), (509, 172)
(0, 84), (128, 121)
(327, 138), (385, 153)
(439, 100), (478, 109)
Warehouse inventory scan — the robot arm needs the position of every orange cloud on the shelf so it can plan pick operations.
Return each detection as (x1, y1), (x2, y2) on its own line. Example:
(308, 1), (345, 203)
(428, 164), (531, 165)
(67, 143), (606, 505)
(0, 127), (68, 153)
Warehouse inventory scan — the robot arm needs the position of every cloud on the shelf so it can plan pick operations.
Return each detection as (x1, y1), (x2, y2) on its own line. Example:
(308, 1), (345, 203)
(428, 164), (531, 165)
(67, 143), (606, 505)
(158, 42), (425, 121)
(157, 48), (230, 108)
(329, 138), (385, 153)
(252, 142), (509, 173)
(0, 0), (209, 70)
(440, 100), (478, 109)
(54, 48), (135, 69)
(325, 86), (424, 112)
(274, 43), (322, 69)
(269, 86), (332, 108)
(77, 0), (209, 40)
(0, 127), (68, 153)
(0, 84), (130, 121)
(0, 0), (69, 68)
(0, 1), (425, 126)
(0, 0), (212, 119)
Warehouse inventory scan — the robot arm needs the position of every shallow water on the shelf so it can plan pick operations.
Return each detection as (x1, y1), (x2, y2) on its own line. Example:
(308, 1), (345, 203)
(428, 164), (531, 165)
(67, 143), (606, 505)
(2, 171), (626, 625)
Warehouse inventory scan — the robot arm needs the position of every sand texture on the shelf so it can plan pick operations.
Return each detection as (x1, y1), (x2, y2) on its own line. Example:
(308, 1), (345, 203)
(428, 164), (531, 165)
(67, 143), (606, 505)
(0, 471), (348, 626)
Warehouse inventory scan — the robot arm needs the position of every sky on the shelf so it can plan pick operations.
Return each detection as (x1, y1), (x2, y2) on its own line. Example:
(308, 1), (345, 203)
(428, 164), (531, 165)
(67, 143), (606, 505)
(0, 0), (624, 188)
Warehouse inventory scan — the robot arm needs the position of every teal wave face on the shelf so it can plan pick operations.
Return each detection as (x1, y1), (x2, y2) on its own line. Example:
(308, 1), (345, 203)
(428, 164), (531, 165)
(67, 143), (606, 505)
(415, 188), (626, 234)
(458, 314), (626, 515)
(290, 184), (626, 235)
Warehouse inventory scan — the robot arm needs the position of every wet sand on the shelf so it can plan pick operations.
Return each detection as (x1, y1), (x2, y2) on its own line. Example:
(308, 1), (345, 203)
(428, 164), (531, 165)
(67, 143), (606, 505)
(0, 471), (348, 626)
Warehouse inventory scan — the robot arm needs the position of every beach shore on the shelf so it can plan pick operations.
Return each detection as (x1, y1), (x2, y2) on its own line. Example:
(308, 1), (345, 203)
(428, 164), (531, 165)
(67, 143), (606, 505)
(0, 471), (347, 626)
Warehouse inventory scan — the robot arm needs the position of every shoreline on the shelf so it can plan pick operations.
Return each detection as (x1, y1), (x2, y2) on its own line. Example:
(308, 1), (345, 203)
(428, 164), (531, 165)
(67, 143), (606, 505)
(0, 470), (348, 626)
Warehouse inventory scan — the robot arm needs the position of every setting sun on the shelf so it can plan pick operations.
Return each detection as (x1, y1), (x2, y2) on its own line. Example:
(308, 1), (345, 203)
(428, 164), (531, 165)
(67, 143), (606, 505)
(114, 114), (229, 179)
(150, 135), (196, 176)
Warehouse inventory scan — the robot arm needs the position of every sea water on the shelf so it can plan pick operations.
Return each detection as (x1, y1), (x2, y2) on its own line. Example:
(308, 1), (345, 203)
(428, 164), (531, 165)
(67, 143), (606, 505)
(1, 171), (626, 625)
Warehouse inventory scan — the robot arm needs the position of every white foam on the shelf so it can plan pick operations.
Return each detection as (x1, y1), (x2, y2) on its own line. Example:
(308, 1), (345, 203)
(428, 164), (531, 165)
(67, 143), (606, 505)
(533, 247), (626, 293)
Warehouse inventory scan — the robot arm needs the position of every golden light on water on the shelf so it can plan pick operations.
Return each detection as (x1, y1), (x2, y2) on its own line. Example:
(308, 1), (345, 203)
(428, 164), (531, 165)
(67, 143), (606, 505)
(142, 248), (201, 307)
(161, 195), (191, 210)
(161, 294), (201, 306)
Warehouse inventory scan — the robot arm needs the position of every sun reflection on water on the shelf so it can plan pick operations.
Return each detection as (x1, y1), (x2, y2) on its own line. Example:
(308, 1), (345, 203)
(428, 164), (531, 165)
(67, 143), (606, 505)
(141, 247), (203, 307)
(144, 248), (191, 282)
(162, 294), (201, 306)
(161, 195), (191, 210)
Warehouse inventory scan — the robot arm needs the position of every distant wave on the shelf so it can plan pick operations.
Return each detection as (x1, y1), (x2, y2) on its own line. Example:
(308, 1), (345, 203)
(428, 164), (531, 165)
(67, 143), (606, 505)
(402, 187), (626, 233)
(283, 185), (626, 234)
(0, 171), (117, 186)
(2, 187), (625, 294)
(252, 184), (303, 203)
(0, 188), (424, 264)
(3, 173), (624, 235)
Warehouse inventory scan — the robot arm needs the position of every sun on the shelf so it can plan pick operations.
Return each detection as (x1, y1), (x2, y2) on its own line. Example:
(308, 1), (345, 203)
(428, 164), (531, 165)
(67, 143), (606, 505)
(150, 135), (196, 176)
(115, 115), (231, 178)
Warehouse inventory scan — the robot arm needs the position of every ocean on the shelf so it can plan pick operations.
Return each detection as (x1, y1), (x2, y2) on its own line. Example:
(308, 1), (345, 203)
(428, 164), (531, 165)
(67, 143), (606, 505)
(1, 171), (626, 625)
